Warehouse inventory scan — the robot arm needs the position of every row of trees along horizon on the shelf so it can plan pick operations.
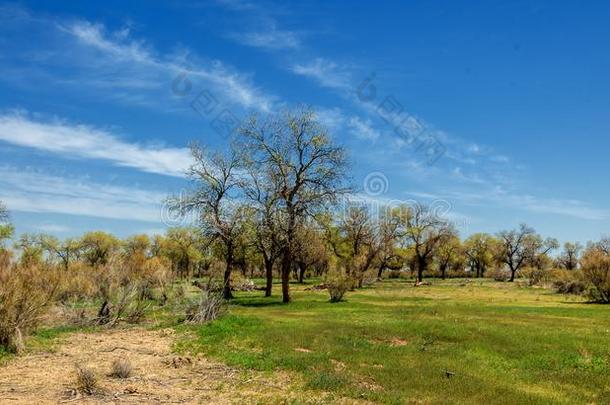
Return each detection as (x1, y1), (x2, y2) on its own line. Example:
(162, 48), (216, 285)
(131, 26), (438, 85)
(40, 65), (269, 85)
(0, 109), (609, 307)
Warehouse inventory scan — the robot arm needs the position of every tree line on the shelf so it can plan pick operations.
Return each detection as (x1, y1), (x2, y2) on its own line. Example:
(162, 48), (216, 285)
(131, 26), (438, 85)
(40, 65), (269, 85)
(1, 108), (608, 307)
(2, 109), (610, 354)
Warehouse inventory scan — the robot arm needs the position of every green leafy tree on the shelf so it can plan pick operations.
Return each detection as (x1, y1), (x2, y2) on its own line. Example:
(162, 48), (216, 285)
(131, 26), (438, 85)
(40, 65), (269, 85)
(161, 227), (204, 278)
(464, 233), (496, 278)
(80, 231), (120, 267)
(14, 234), (45, 267)
(436, 232), (463, 279)
(0, 201), (14, 250)
(40, 235), (82, 271)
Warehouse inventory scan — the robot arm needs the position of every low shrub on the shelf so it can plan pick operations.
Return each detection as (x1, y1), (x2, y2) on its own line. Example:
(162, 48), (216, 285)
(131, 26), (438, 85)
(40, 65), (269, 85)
(326, 265), (350, 303)
(491, 268), (510, 282)
(549, 269), (587, 295)
(0, 263), (61, 353)
(580, 249), (610, 303)
(75, 365), (98, 395)
(185, 291), (226, 323)
(522, 266), (550, 286)
(387, 270), (402, 279)
(110, 358), (133, 379)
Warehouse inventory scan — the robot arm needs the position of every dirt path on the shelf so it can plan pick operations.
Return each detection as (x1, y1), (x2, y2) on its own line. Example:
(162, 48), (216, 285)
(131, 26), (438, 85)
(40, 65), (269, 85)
(0, 328), (315, 404)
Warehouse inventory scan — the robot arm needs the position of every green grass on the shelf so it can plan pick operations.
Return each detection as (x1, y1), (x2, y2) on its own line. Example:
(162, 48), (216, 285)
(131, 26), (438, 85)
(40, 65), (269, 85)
(174, 279), (610, 404)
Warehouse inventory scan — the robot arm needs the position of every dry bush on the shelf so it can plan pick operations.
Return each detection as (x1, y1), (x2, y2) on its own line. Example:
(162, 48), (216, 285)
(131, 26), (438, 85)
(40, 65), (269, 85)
(0, 263), (61, 353)
(74, 364), (98, 395)
(0, 249), (12, 270)
(581, 249), (610, 303)
(168, 282), (187, 304)
(58, 263), (98, 302)
(185, 291), (226, 323)
(60, 303), (91, 327)
(91, 255), (173, 326)
(207, 259), (227, 280)
(387, 269), (403, 279)
(110, 358), (133, 378)
(492, 268), (510, 282)
(326, 265), (350, 303)
(550, 269), (587, 295)
(522, 266), (551, 286)
(233, 278), (257, 291)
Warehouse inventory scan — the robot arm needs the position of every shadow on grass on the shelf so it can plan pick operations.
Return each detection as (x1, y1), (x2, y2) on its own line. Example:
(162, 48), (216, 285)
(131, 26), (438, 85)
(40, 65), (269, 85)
(230, 296), (287, 307)
(559, 300), (608, 305)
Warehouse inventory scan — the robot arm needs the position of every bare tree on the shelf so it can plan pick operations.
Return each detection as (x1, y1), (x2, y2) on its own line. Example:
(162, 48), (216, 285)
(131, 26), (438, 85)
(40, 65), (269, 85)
(496, 224), (557, 282)
(170, 145), (248, 299)
(240, 108), (349, 303)
(293, 222), (327, 283)
(243, 161), (282, 297)
(399, 203), (454, 284)
(557, 242), (583, 270)
(375, 209), (404, 279)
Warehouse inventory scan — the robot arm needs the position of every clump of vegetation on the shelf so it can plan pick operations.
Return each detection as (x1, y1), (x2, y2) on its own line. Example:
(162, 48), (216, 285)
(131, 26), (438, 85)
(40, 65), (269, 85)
(326, 260), (350, 303)
(185, 291), (226, 323)
(0, 263), (60, 353)
(580, 240), (610, 303)
(550, 269), (587, 295)
(109, 358), (133, 379)
(491, 268), (510, 282)
(74, 364), (98, 395)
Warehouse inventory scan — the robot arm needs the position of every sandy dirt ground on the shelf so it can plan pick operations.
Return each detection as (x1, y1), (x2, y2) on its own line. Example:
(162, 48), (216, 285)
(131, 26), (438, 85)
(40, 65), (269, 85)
(0, 328), (334, 404)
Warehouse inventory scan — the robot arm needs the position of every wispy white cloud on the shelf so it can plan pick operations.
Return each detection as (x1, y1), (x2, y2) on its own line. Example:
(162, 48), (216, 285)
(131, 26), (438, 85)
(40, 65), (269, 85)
(347, 116), (380, 141)
(228, 24), (301, 50)
(315, 107), (346, 131)
(0, 111), (191, 177)
(60, 20), (276, 112)
(423, 187), (610, 221)
(291, 58), (351, 91)
(35, 223), (73, 233)
(0, 166), (165, 222)
(0, 8), (277, 113)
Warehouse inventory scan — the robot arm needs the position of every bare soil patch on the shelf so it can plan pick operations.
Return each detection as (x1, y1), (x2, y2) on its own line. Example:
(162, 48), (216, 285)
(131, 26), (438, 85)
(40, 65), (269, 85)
(0, 328), (328, 404)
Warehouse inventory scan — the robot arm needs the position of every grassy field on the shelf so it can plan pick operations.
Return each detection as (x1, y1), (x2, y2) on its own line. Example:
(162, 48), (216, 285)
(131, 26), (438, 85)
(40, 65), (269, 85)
(174, 279), (610, 404)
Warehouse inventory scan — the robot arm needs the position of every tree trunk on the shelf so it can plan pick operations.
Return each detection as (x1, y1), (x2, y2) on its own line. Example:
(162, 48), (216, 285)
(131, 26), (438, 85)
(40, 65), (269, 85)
(97, 300), (110, 324)
(223, 248), (234, 299)
(416, 256), (427, 283)
(377, 265), (384, 279)
(440, 264), (447, 280)
(298, 263), (306, 283)
(509, 267), (516, 282)
(264, 258), (273, 297)
(281, 208), (295, 303)
(281, 255), (291, 303)
(223, 266), (233, 299)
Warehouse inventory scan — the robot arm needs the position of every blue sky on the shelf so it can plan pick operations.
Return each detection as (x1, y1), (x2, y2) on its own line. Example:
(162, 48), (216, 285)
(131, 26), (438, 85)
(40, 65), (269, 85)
(1, 0), (609, 243)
